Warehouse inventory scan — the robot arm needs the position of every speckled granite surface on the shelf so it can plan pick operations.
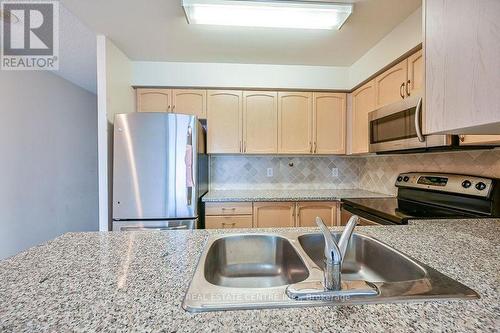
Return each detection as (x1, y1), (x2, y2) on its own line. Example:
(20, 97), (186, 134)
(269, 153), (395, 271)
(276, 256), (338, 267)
(1, 219), (499, 332)
(202, 189), (390, 202)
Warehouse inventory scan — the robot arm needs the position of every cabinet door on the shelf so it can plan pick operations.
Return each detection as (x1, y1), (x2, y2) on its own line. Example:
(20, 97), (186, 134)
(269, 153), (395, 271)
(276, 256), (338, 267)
(205, 215), (253, 229)
(459, 135), (500, 146)
(313, 93), (346, 154)
(296, 202), (338, 227)
(205, 202), (253, 216)
(243, 91), (278, 154)
(136, 89), (171, 112)
(425, 0), (500, 134)
(207, 90), (243, 154)
(407, 50), (423, 97)
(253, 202), (295, 228)
(374, 59), (408, 108)
(278, 92), (313, 154)
(172, 89), (207, 119)
(351, 80), (375, 154)
(340, 210), (379, 226)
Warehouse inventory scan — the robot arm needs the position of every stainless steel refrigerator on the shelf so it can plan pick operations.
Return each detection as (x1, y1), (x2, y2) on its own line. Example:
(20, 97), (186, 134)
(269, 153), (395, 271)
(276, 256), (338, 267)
(112, 113), (208, 231)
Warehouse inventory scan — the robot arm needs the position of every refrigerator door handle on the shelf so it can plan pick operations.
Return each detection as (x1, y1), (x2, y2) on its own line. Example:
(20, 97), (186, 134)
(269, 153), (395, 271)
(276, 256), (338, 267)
(185, 126), (194, 205)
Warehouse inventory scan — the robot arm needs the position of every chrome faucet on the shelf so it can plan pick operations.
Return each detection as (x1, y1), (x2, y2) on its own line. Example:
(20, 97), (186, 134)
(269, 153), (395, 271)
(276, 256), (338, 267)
(316, 216), (358, 290)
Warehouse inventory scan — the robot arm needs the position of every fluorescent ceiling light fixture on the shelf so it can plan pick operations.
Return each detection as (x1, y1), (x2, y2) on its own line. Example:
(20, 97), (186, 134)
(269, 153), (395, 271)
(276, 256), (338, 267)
(182, 0), (353, 30)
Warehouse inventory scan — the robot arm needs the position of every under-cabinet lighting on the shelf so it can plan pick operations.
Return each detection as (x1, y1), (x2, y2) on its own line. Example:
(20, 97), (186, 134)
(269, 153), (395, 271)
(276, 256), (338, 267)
(182, 0), (353, 30)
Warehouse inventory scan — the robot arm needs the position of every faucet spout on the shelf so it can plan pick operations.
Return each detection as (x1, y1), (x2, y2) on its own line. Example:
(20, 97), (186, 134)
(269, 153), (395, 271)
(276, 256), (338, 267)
(315, 216), (359, 290)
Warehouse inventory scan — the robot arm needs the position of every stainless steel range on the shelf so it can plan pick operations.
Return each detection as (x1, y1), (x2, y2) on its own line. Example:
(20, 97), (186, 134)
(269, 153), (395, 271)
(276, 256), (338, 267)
(342, 173), (500, 225)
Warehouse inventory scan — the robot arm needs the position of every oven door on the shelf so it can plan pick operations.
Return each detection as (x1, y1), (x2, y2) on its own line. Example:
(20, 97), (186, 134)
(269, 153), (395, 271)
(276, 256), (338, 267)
(369, 94), (428, 153)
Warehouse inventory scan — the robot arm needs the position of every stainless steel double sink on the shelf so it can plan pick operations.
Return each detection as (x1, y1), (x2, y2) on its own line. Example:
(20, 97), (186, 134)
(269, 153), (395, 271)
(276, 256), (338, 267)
(183, 231), (478, 312)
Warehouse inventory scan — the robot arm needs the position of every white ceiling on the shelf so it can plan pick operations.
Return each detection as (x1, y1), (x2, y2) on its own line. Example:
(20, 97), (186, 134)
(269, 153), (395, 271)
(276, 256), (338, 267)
(60, 0), (421, 66)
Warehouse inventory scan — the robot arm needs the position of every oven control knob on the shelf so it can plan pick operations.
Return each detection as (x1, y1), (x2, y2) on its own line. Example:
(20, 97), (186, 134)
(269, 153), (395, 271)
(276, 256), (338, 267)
(397, 176), (403, 182)
(462, 180), (472, 189)
(475, 182), (487, 191)
(403, 176), (410, 182)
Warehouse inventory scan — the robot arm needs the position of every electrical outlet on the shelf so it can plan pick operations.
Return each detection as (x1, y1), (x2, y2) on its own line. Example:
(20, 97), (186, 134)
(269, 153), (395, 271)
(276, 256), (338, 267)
(267, 168), (273, 177)
(331, 168), (339, 177)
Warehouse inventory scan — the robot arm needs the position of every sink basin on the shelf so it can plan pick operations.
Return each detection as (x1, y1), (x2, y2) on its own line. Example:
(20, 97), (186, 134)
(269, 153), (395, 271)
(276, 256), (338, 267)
(298, 233), (426, 283)
(183, 231), (479, 312)
(204, 235), (309, 288)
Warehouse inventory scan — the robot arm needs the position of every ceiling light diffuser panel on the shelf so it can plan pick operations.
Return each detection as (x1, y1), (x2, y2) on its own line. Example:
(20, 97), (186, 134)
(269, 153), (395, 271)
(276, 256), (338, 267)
(182, 0), (354, 30)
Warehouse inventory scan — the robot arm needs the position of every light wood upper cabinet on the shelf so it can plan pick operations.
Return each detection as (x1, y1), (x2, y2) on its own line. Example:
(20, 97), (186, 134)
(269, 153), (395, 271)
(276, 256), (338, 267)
(425, 0), (500, 134)
(374, 59), (408, 108)
(253, 202), (295, 228)
(136, 89), (171, 112)
(351, 80), (376, 154)
(172, 89), (206, 119)
(278, 92), (313, 154)
(207, 90), (243, 154)
(243, 91), (278, 154)
(136, 88), (207, 118)
(458, 135), (500, 146)
(313, 93), (346, 155)
(296, 202), (338, 227)
(407, 49), (423, 97)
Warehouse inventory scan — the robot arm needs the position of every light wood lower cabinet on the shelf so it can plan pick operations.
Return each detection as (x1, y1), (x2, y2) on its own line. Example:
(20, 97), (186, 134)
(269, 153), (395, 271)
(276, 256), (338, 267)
(253, 202), (296, 228)
(205, 202), (253, 215)
(205, 215), (253, 229)
(205, 201), (340, 229)
(340, 209), (379, 226)
(296, 202), (338, 227)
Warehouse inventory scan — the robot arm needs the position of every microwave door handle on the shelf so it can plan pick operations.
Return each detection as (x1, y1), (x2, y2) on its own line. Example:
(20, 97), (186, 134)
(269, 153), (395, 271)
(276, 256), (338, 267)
(415, 97), (425, 142)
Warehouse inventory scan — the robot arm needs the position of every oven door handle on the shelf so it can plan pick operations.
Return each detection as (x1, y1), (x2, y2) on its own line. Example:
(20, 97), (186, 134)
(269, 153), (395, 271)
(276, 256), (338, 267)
(415, 97), (425, 143)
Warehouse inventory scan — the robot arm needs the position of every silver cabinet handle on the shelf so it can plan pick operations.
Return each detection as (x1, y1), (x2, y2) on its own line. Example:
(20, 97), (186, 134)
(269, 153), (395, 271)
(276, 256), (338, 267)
(309, 142), (313, 153)
(406, 80), (411, 96)
(239, 140), (242, 153)
(415, 97), (425, 142)
(400, 83), (405, 99)
(314, 142), (317, 154)
(167, 105), (171, 112)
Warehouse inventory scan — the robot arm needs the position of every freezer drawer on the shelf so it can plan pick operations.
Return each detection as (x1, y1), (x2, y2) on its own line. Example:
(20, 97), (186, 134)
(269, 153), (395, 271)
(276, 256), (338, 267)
(113, 219), (199, 231)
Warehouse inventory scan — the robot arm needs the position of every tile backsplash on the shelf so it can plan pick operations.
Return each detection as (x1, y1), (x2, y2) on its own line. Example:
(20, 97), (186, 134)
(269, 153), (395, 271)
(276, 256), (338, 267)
(210, 156), (362, 190)
(359, 150), (500, 195)
(210, 149), (500, 195)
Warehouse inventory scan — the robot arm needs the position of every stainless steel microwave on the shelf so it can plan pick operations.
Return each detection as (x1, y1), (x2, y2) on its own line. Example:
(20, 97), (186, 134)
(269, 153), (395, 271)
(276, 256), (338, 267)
(368, 94), (454, 153)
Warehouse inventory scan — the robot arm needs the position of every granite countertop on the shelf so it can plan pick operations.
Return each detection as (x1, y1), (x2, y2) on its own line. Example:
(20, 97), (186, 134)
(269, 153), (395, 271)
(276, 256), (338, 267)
(1, 219), (499, 332)
(202, 188), (390, 202)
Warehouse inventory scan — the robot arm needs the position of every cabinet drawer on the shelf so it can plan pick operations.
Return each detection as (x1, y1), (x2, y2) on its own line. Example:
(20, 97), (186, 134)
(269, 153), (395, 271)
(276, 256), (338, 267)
(205, 215), (253, 229)
(205, 202), (253, 215)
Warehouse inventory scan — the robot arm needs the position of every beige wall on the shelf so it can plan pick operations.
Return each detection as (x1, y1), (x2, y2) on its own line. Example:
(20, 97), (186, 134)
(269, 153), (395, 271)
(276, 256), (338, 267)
(97, 36), (135, 231)
(0, 71), (98, 260)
